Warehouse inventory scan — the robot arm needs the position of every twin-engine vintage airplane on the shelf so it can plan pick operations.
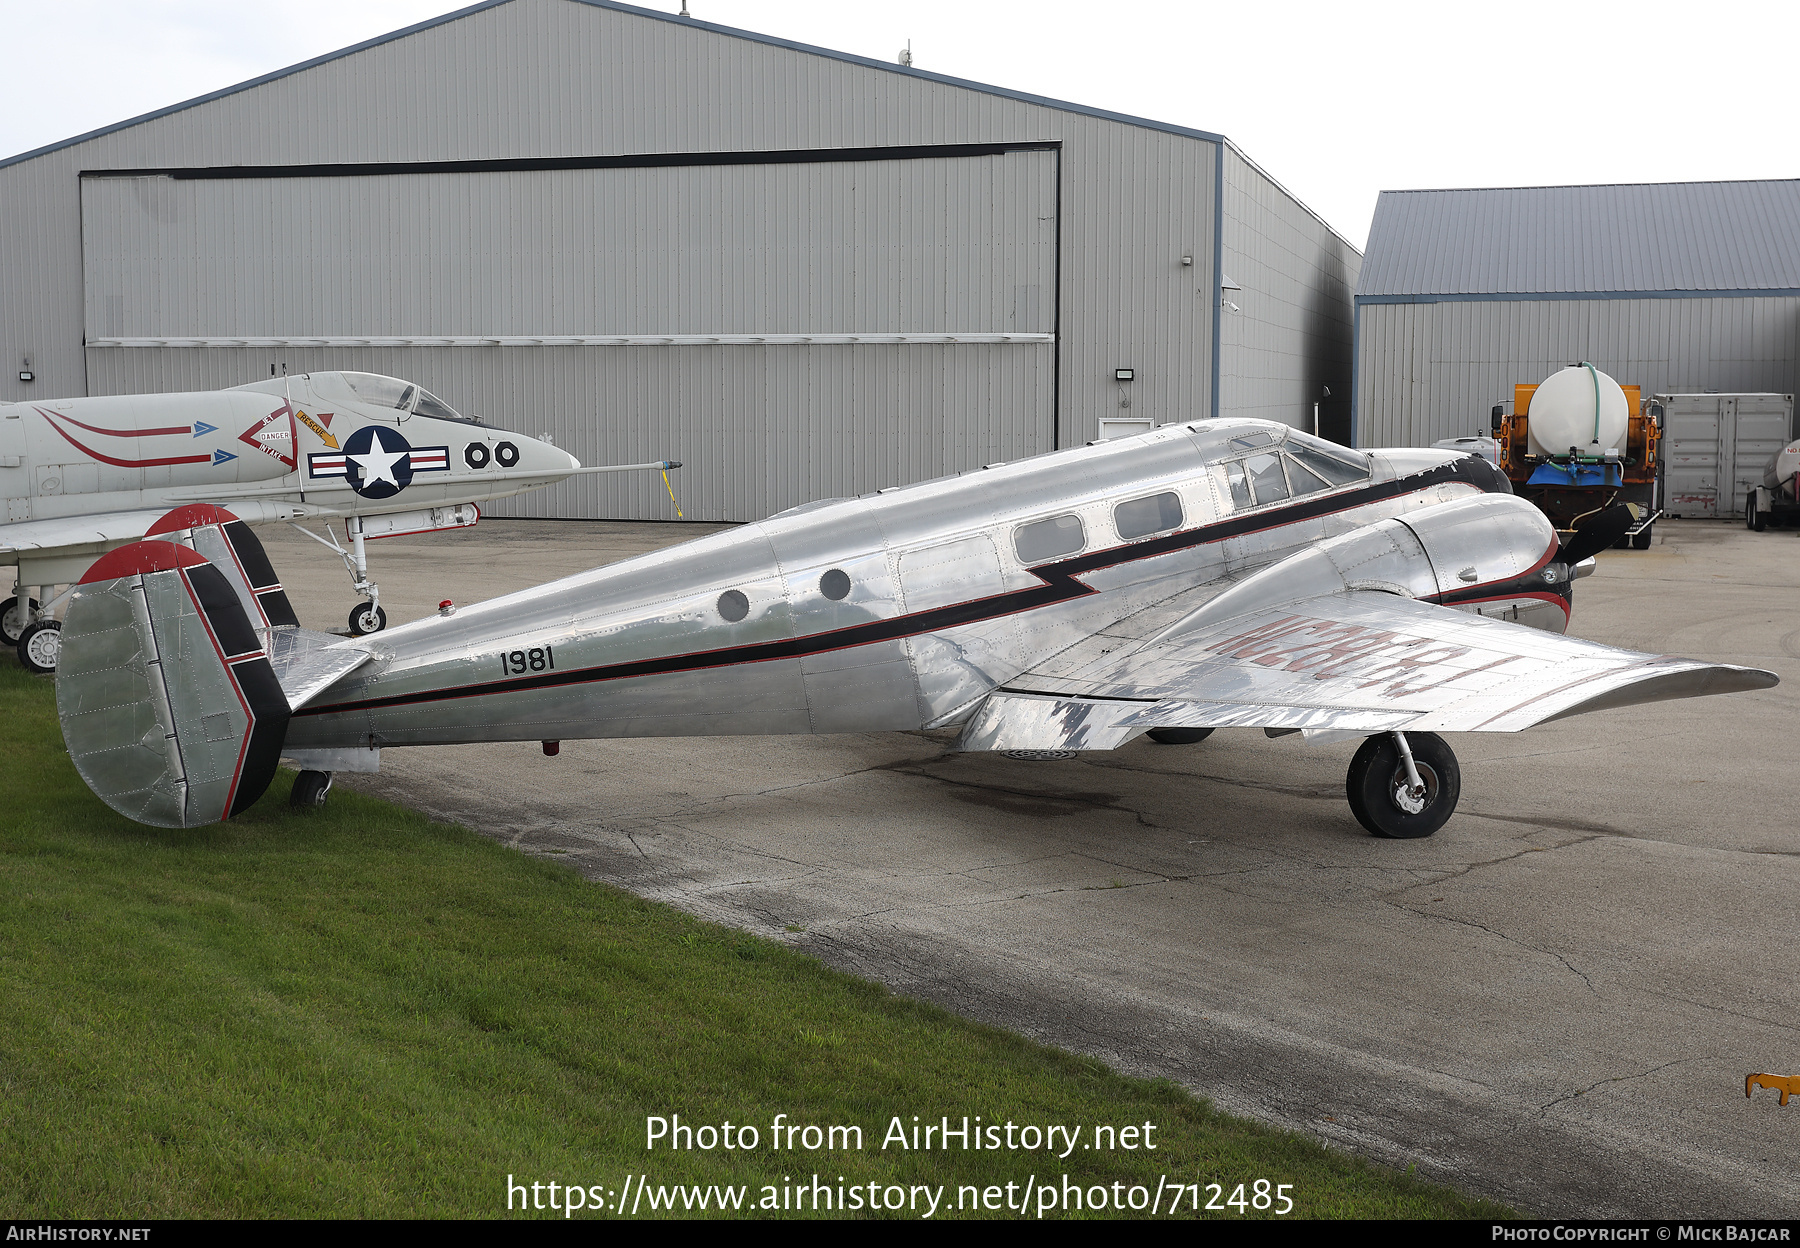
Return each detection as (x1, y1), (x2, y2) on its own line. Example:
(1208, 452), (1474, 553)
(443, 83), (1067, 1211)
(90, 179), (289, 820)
(52, 418), (1775, 838)
(1, 370), (676, 671)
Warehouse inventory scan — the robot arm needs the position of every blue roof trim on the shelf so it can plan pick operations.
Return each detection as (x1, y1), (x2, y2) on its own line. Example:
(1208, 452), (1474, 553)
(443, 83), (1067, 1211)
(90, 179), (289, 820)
(0, 0), (514, 171)
(2, 0), (1229, 174)
(1357, 289), (1800, 306)
(568, 1), (1227, 145)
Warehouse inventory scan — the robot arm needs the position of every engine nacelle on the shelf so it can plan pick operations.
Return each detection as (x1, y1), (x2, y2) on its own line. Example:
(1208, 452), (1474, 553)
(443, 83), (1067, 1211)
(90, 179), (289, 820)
(1159, 494), (1559, 643)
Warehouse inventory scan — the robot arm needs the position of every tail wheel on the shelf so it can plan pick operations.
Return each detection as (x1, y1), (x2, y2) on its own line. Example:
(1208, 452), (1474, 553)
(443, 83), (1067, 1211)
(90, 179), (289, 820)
(1147, 727), (1214, 745)
(17, 619), (62, 675)
(1749, 494), (1767, 532)
(290, 770), (334, 809)
(1346, 732), (1460, 839)
(348, 603), (388, 636)
(1, 595), (39, 647)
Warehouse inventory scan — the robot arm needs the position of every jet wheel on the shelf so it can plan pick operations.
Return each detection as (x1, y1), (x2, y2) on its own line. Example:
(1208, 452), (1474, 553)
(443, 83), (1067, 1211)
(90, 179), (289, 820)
(290, 770), (334, 809)
(1147, 727), (1214, 745)
(17, 619), (62, 675)
(1, 595), (38, 646)
(348, 603), (388, 636)
(1346, 732), (1460, 839)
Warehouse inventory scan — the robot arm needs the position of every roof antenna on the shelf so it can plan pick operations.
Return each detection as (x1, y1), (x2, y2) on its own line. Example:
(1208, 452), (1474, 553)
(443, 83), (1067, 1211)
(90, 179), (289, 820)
(898, 39), (912, 66)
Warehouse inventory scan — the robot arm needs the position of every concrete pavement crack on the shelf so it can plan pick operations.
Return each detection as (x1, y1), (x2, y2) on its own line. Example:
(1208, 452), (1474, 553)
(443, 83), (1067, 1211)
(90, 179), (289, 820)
(1537, 1058), (1704, 1114)
(1385, 898), (1602, 998)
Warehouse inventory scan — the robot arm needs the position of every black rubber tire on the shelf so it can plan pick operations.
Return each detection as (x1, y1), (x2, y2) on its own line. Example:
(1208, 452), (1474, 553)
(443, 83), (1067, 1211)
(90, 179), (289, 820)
(17, 619), (62, 675)
(1630, 523), (1653, 550)
(1147, 727), (1215, 745)
(348, 603), (388, 635)
(0, 595), (38, 647)
(1749, 494), (1767, 532)
(1345, 732), (1460, 839)
(290, 770), (334, 809)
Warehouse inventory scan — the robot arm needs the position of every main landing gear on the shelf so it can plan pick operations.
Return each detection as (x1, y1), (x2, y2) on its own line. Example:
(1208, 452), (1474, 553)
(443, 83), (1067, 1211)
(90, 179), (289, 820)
(1346, 731), (1460, 839)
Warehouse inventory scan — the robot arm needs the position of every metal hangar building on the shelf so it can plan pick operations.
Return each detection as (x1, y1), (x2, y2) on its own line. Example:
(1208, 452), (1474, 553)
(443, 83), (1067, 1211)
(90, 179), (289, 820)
(1353, 179), (1800, 449)
(0, 0), (1360, 522)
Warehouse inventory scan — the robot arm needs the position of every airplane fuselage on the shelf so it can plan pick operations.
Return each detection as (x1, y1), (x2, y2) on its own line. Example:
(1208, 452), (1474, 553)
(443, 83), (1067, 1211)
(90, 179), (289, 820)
(284, 419), (1539, 753)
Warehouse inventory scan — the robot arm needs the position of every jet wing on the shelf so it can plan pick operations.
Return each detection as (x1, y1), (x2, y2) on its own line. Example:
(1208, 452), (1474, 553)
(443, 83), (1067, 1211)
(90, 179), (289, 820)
(1, 510), (177, 556)
(957, 590), (1777, 752)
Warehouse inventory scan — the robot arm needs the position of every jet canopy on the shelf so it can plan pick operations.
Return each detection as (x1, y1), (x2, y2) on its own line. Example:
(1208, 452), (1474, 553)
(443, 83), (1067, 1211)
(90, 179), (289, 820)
(233, 371), (482, 425)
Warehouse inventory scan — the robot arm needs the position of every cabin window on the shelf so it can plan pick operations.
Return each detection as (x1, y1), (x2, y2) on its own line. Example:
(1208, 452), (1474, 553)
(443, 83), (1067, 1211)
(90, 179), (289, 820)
(1245, 453), (1289, 505)
(1220, 462), (1252, 509)
(1013, 514), (1086, 564)
(1114, 491), (1184, 539)
(717, 590), (750, 622)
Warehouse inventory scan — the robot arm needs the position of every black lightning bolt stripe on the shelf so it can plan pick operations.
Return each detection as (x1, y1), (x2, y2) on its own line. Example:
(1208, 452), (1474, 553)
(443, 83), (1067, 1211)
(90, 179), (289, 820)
(294, 459), (1501, 719)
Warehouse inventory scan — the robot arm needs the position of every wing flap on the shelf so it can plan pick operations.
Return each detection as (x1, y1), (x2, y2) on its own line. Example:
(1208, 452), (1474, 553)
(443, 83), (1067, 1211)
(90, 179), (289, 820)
(958, 590), (1775, 751)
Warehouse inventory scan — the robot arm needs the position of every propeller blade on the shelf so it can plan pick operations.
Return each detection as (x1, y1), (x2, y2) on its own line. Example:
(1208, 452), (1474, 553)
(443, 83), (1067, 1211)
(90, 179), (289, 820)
(1559, 504), (1636, 566)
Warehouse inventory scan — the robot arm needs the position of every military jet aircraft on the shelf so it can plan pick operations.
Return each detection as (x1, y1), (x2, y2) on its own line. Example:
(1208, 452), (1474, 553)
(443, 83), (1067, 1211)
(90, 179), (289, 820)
(50, 418), (1775, 838)
(1, 370), (677, 671)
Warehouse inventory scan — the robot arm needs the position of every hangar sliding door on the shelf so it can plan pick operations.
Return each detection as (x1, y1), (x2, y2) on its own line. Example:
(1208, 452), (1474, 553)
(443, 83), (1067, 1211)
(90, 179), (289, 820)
(79, 147), (1059, 521)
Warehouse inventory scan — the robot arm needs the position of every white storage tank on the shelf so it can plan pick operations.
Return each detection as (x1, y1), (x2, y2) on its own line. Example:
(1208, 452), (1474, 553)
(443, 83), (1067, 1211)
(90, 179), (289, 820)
(1528, 364), (1630, 458)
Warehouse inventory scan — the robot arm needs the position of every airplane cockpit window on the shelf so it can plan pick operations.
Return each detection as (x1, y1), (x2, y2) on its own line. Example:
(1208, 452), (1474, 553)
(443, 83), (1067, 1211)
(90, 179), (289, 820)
(411, 387), (475, 424)
(1245, 453), (1289, 505)
(1115, 491), (1184, 540)
(1014, 514), (1086, 564)
(1288, 442), (1371, 487)
(341, 372), (417, 411)
(1222, 462), (1252, 509)
(1284, 454), (1331, 497)
(1228, 431), (1277, 451)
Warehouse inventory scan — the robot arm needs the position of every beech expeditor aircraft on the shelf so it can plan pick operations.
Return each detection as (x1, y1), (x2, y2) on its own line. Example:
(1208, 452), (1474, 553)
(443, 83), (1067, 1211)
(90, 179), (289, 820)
(51, 418), (1775, 838)
(0, 370), (677, 671)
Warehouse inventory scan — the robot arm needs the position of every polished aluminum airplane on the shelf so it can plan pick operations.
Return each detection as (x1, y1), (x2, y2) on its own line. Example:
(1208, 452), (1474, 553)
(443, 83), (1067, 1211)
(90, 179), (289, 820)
(53, 418), (1775, 837)
(1, 369), (676, 670)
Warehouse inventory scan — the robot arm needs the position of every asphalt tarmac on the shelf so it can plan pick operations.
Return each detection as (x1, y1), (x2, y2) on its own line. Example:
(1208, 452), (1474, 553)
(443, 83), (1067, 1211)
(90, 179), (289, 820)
(144, 517), (1800, 1215)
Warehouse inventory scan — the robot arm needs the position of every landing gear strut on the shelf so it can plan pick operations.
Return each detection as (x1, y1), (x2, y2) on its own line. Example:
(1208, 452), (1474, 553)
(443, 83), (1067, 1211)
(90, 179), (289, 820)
(290, 516), (386, 635)
(1346, 731), (1460, 838)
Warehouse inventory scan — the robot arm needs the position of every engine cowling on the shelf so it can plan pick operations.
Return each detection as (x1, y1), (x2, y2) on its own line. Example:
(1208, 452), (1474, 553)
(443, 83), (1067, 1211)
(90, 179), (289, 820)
(1159, 494), (1561, 643)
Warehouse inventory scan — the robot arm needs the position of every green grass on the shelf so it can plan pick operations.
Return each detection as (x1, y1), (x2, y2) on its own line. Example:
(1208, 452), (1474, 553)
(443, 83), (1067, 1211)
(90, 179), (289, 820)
(0, 662), (1512, 1219)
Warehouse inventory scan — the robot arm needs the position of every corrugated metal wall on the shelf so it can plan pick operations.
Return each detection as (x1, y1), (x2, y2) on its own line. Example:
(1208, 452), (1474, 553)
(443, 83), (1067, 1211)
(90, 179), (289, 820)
(3, 0), (1357, 519)
(1355, 296), (1800, 448)
(1221, 148), (1361, 441)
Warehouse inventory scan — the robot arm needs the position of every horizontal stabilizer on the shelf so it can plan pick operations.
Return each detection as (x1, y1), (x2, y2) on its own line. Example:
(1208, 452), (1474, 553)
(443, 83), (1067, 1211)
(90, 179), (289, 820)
(57, 540), (290, 827)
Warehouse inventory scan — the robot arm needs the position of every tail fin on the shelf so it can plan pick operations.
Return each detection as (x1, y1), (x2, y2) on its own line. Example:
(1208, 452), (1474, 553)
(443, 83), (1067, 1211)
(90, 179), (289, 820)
(146, 504), (299, 630)
(57, 540), (290, 827)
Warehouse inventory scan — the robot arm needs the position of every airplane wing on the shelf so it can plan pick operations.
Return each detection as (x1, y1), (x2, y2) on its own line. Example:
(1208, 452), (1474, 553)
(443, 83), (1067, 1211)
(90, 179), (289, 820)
(957, 589), (1778, 751)
(1, 510), (178, 557)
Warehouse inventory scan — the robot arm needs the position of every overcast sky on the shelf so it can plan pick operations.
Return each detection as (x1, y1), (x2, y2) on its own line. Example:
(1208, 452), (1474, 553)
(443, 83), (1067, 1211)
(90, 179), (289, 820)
(2, 0), (1794, 249)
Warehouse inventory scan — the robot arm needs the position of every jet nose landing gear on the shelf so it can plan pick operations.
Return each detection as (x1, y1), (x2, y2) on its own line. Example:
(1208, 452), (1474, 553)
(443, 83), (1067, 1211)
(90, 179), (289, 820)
(1346, 731), (1460, 838)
